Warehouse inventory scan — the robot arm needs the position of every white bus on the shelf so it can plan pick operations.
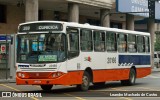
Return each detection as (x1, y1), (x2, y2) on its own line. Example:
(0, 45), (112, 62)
(16, 21), (151, 91)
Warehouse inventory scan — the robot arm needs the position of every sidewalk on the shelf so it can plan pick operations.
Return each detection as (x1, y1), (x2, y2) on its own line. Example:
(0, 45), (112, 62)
(152, 67), (160, 72)
(0, 78), (15, 83)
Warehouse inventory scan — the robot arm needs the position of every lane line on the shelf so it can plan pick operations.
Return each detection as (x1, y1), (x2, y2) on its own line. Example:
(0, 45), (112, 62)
(136, 87), (160, 91)
(0, 84), (38, 100)
(111, 88), (128, 91)
(147, 75), (159, 78)
(64, 93), (86, 100)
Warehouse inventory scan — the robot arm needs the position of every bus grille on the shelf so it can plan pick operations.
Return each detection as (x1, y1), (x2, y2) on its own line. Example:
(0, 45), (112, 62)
(28, 72), (51, 79)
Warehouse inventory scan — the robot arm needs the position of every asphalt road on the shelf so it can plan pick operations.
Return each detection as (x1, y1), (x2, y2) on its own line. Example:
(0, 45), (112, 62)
(0, 71), (160, 100)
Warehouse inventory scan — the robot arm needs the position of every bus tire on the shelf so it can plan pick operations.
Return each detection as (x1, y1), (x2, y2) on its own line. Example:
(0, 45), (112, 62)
(40, 85), (53, 91)
(77, 71), (90, 91)
(121, 68), (136, 86)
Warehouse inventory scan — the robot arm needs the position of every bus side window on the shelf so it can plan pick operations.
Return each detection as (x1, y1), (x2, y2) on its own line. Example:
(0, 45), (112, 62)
(106, 32), (117, 51)
(137, 36), (145, 53)
(118, 33), (127, 52)
(145, 36), (150, 52)
(94, 31), (105, 52)
(80, 29), (93, 51)
(67, 28), (79, 59)
(128, 34), (136, 52)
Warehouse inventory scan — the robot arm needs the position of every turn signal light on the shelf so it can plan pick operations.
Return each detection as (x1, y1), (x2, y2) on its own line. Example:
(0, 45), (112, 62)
(52, 72), (64, 78)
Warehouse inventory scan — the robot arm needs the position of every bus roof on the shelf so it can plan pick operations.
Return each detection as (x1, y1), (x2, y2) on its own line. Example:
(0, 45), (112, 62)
(19, 21), (150, 36)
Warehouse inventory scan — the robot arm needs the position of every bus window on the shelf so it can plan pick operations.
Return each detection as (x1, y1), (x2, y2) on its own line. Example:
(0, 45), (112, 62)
(94, 31), (105, 51)
(118, 33), (127, 52)
(137, 36), (145, 53)
(128, 34), (136, 52)
(80, 29), (93, 51)
(67, 28), (79, 58)
(145, 36), (150, 52)
(106, 32), (117, 51)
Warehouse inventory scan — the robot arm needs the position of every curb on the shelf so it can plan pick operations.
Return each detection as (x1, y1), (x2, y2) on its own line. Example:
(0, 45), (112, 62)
(0, 79), (15, 83)
(152, 67), (160, 72)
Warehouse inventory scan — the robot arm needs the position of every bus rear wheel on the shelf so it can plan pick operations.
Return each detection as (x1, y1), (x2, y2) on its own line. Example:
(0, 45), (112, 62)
(40, 85), (53, 91)
(121, 68), (136, 86)
(77, 71), (90, 91)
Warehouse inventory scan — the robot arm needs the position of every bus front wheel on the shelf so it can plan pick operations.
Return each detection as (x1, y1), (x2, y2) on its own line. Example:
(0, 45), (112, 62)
(121, 68), (136, 86)
(77, 71), (90, 91)
(40, 85), (53, 91)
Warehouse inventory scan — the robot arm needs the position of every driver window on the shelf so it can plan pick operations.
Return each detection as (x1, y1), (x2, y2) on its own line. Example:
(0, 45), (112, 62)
(67, 27), (79, 59)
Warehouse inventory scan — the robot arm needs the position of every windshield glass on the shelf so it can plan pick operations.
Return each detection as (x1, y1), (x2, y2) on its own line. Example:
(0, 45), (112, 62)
(17, 33), (66, 63)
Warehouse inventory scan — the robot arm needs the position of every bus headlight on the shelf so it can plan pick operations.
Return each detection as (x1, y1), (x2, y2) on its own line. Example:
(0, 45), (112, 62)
(18, 73), (22, 77)
(52, 72), (64, 78)
(52, 73), (56, 78)
(21, 74), (25, 78)
(17, 72), (28, 79)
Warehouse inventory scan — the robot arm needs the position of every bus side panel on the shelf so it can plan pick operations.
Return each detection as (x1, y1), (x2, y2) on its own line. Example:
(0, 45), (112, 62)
(92, 69), (130, 82)
(136, 67), (151, 78)
(92, 67), (151, 83)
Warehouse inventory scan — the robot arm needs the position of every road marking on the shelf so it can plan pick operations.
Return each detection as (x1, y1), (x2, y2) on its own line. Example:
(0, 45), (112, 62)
(111, 88), (128, 91)
(144, 74), (160, 78)
(120, 97), (132, 100)
(137, 87), (160, 91)
(0, 84), (39, 100)
(64, 93), (86, 100)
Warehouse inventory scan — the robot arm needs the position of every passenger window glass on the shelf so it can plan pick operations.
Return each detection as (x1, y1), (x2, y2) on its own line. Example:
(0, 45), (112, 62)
(106, 32), (117, 51)
(145, 36), (150, 52)
(94, 31), (105, 51)
(128, 34), (136, 52)
(118, 34), (127, 52)
(80, 29), (93, 51)
(137, 36), (145, 52)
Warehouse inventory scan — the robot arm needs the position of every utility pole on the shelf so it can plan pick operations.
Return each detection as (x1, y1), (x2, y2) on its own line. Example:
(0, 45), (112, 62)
(148, 0), (157, 68)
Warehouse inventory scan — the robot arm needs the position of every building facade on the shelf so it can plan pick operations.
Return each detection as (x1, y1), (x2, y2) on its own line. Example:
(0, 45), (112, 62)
(0, 0), (159, 80)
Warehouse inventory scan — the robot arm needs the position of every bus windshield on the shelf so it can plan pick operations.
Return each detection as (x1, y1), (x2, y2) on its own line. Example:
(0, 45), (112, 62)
(17, 33), (66, 63)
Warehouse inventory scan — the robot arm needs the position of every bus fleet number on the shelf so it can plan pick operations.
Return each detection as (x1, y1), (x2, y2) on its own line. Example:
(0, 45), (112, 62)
(107, 57), (116, 64)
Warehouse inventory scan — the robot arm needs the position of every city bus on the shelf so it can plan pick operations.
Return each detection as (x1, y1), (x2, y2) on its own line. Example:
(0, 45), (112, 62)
(16, 21), (151, 91)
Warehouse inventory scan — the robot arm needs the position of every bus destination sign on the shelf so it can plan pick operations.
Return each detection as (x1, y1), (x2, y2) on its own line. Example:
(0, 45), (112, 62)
(19, 23), (63, 32)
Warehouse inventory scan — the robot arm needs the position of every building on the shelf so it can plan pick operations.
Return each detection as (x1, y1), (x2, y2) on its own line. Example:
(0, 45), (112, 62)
(0, 0), (159, 80)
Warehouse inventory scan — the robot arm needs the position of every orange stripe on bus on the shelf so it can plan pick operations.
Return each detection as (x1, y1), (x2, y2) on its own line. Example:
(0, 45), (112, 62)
(16, 67), (151, 85)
